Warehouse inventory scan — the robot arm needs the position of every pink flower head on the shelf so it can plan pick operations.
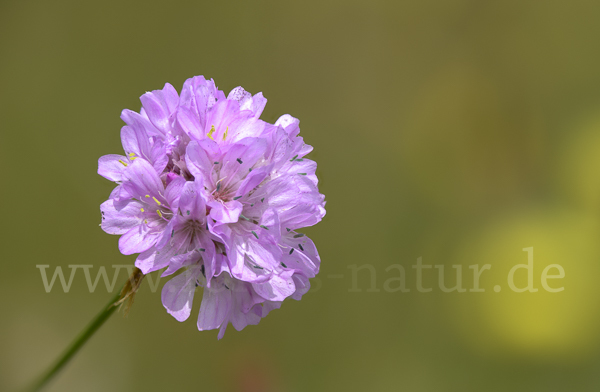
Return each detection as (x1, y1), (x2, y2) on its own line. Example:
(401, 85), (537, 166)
(99, 76), (325, 338)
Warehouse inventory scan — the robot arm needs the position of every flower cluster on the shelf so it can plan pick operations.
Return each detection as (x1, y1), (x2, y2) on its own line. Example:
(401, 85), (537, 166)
(98, 76), (325, 338)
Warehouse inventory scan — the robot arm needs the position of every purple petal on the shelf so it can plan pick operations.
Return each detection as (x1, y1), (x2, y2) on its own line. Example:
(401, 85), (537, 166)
(109, 184), (131, 201)
(290, 274), (311, 300)
(197, 284), (232, 333)
(98, 154), (127, 182)
(234, 163), (273, 199)
(121, 109), (164, 138)
(121, 159), (166, 202)
(119, 224), (161, 255)
(179, 181), (207, 222)
(218, 137), (267, 190)
(275, 114), (300, 137)
(140, 92), (171, 135)
(177, 107), (204, 141)
(162, 265), (200, 322)
(223, 230), (281, 282)
(161, 83), (180, 114)
(164, 176), (187, 210)
(252, 270), (295, 301)
(121, 125), (151, 159)
(185, 141), (214, 185)
(227, 87), (267, 119)
(204, 99), (239, 140)
(281, 233), (320, 277)
(135, 241), (181, 273)
(208, 199), (242, 224)
(100, 199), (143, 234)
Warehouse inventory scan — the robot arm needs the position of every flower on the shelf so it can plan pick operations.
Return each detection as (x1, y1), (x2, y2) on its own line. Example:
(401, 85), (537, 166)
(99, 76), (325, 338)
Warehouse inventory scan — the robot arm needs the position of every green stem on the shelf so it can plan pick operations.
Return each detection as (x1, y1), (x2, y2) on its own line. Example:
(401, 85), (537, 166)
(25, 287), (123, 392)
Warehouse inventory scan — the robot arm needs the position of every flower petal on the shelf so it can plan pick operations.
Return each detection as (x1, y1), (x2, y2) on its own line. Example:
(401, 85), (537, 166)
(135, 240), (181, 273)
(252, 270), (295, 301)
(179, 181), (207, 222)
(164, 176), (187, 210)
(177, 107), (204, 141)
(140, 87), (176, 135)
(98, 154), (127, 182)
(162, 265), (201, 322)
(121, 159), (166, 202)
(100, 198), (143, 235)
(197, 283), (232, 334)
(185, 140), (214, 185)
(218, 137), (267, 190)
(280, 233), (320, 277)
(119, 224), (161, 255)
(208, 199), (242, 224)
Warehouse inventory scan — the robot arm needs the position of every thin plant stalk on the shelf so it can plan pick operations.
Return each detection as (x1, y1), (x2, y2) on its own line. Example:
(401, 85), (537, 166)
(26, 268), (144, 392)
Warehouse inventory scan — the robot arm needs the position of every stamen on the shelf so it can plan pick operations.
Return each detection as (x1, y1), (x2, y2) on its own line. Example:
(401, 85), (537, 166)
(286, 228), (291, 232)
(251, 230), (259, 239)
(152, 196), (161, 205)
(240, 214), (250, 221)
(253, 265), (263, 269)
(140, 208), (145, 212)
(260, 225), (269, 230)
(298, 173), (307, 175)
(214, 161), (219, 164)
(233, 196), (242, 200)
(261, 198), (265, 203)
(145, 195), (150, 198)
(293, 233), (305, 238)
(207, 125), (216, 140)
(156, 210), (163, 218)
(129, 152), (136, 156)
(213, 176), (227, 193)
(281, 262), (287, 268)
(118, 160), (128, 167)
(201, 264), (206, 277)
(289, 248), (294, 255)
(236, 158), (243, 164)
(298, 244), (304, 251)
(290, 155), (298, 162)
(223, 126), (228, 141)
(187, 210), (190, 215)
(198, 248), (205, 252)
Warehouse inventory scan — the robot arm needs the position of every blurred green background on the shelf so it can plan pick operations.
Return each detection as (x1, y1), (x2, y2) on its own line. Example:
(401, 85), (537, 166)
(2, 0), (600, 391)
